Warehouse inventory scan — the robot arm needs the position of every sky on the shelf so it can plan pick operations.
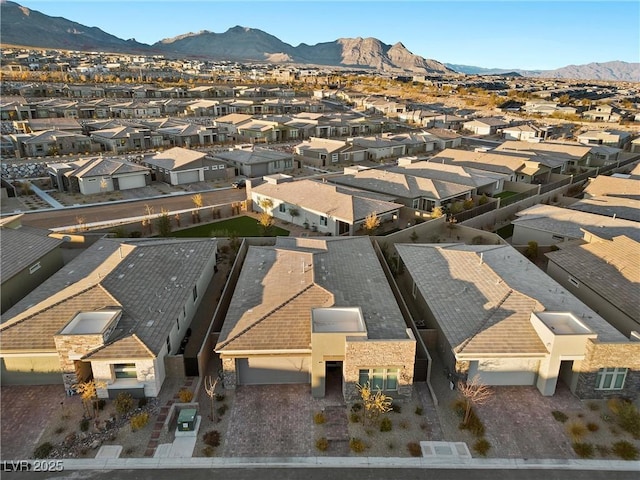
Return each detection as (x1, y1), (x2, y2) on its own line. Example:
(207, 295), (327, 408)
(10, 0), (640, 71)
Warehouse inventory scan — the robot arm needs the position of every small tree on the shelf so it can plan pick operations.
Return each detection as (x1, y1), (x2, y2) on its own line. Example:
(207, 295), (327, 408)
(478, 194), (488, 206)
(258, 212), (274, 235)
(457, 375), (493, 426)
(192, 193), (203, 223)
(463, 198), (475, 210)
(363, 212), (381, 235)
(357, 382), (392, 426)
(74, 380), (106, 418)
(525, 241), (539, 260)
(258, 198), (274, 213)
(204, 375), (219, 422)
(430, 206), (444, 219)
(157, 208), (172, 237)
(288, 206), (300, 223)
(446, 216), (458, 238)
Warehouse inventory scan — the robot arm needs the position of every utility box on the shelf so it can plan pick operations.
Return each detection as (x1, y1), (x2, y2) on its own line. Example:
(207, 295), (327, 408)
(177, 408), (197, 431)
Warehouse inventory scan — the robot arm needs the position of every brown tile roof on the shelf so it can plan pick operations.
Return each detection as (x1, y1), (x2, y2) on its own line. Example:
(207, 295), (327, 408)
(1, 226), (62, 282)
(584, 176), (640, 201)
(83, 334), (155, 360)
(0, 285), (120, 352)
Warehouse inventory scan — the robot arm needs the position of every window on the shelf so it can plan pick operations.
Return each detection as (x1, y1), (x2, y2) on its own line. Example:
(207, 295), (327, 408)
(114, 363), (137, 379)
(358, 368), (399, 391)
(29, 262), (41, 274)
(279, 203), (287, 213)
(568, 276), (580, 288)
(595, 368), (627, 390)
(166, 336), (171, 353)
(192, 285), (198, 301)
(319, 216), (328, 227)
(412, 199), (420, 209)
(412, 281), (418, 298)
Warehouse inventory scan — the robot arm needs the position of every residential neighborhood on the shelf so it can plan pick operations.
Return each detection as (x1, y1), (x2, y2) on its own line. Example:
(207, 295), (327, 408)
(1, 2), (640, 476)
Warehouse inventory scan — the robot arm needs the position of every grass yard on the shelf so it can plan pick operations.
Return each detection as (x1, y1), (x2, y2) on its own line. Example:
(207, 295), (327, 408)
(496, 223), (514, 239)
(172, 215), (289, 237)
(494, 191), (518, 200)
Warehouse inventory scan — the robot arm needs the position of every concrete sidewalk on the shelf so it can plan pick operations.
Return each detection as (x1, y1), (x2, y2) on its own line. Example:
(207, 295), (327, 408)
(57, 457), (640, 471)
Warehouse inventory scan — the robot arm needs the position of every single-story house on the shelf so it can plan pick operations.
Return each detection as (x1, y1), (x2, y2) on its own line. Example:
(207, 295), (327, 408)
(90, 126), (163, 153)
(215, 236), (416, 401)
(546, 235), (640, 338)
(463, 117), (509, 136)
(395, 242), (639, 399)
(211, 146), (294, 177)
(10, 130), (95, 158)
(47, 157), (151, 195)
(582, 175), (640, 201)
(143, 147), (229, 185)
(0, 215), (64, 314)
(0, 238), (218, 397)
(569, 196), (640, 222)
(577, 130), (632, 149)
(294, 137), (367, 167)
(250, 177), (403, 236)
(511, 204), (640, 246)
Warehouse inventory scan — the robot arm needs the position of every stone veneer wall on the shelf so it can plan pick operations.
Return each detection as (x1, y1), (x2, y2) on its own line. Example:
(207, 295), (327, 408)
(221, 356), (237, 389)
(54, 333), (104, 392)
(574, 340), (640, 399)
(343, 338), (416, 402)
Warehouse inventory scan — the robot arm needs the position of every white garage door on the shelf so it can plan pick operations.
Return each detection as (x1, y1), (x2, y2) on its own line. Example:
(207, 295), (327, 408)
(237, 356), (310, 385)
(176, 170), (200, 185)
(468, 359), (539, 386)
(117, 174), (147, 190)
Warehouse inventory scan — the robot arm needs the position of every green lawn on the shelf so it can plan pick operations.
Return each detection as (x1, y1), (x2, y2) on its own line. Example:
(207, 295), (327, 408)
(172, 215), (289, 238)
(494, 191), (518, 200)
(496, 223), (514, 239)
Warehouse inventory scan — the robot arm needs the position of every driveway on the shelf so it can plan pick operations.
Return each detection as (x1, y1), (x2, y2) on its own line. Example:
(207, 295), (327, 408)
(0, 385), (80, 460)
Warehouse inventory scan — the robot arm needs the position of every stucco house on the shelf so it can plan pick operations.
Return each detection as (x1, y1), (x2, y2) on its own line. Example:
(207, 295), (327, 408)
(295, 137), (368, 167)
(211, 146), (294, 177)
(0, 215), (64, 314)
(0, 238), (218, 398)
(577, 130), (631, 149)
(250, 177), (403, 236)
(215, 236), (416, 401)
(463, 117), (509, 136)
(143, 147), (228, 185)
(395, 243), (639, 399)
(546, 235), (639, 339)
(47, 157), (151, 195)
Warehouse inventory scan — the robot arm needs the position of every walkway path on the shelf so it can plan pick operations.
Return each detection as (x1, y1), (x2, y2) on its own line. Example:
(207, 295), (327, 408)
(29, 183), (64, 208)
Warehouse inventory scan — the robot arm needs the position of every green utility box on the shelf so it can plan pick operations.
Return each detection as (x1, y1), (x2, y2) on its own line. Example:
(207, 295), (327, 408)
(177, 408), (197, 431)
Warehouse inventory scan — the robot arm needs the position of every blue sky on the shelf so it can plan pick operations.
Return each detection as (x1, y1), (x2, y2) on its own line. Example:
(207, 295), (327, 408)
(12, 1), (640, 70)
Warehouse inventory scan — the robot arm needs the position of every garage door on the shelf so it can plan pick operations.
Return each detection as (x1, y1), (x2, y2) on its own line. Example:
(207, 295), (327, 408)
(117, 174), (147, 190)
(468, 359), (538, 386)
(176, 170), (200, 185)
(237, 356), (310, 385)
(1, 356), (63, 385)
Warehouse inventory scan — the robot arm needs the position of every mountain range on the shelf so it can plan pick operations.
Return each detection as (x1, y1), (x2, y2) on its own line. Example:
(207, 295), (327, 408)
(1, 1), (638, 81)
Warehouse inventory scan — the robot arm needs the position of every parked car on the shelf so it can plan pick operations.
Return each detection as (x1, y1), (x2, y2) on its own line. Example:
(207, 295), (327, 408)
(232, 179), (246, 189)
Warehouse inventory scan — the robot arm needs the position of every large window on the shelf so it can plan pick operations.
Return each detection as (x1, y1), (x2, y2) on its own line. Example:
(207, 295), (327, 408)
(595, 368), (627, 390)
(358, 368), (399, 391)
(114, 363), (137, 379)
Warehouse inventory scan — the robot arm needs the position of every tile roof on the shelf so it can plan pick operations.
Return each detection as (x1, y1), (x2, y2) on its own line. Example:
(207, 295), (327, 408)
(584, 176), (640, 201)
(513, 204), (640, 242)
(83, 334), (155, 360)
(570, 196), (640, 222)
(390, 160), (509, 188)
(144, 147), (207, 170)
(545, 236), (640, 323)
(212, 147), (291, 165)
(430, 148), (528, 175)
(252, 179), (403, 222)
(71, 157), (149, 178)
(1, 226), (62, 282)
(396, 243), (626, 356)
(216, 237), (409, 353)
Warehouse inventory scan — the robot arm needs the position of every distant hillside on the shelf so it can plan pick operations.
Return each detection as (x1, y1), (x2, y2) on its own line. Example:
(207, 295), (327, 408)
(446, 61), (639, 82)
(0, 1), (149, 53)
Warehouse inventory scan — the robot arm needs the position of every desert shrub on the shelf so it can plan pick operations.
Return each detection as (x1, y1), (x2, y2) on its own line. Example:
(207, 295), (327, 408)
(420, 422), (430, 431)
(203, 430), (221, 448)
(217, 404), (228, 417)
(315, 437), (329, 452)
(596, 444), (611, 457)
(130, 412), (149, 431)
(572, 442), (594, 459)
(525, 240), (539, 260)
(349, 438), (366, 453)
(387, 441), (395, 450)
(587, 401), (600, 411)
(351, 402), (362, 412)
(473, 438), (491, 457)
(552, 410), (568, 423)
(617, 402), (640, 439)
(415, 406), (424, 416)
(478, 194), (488, 206)
(391, 403), (402, 414)
(33, 442), (53, 459)
(97, 399), (106, 410)
(459, 408), (485, 437)
(399, 420), (410, 430)
(115, 392), (134, 414)
(349, 412), (360, 423)
(178, 389), (193, 403)
(54, 425), (65, 435)
(566, 420), (587, 442)
(586, 422), (600, 432)
(365, 428), (375, 437)
(407, 441), (422, 457)
(313, 412), (326, 424)
(202, 446), (214, 457)
(380, 417), (393, 432)
(463, 198), (474, 210)
(215, 393), (225, 402)
(451, 398), (466, 417)
(600, 412), (613, 423)
(612, 440), (639, 460)
(80, 418), (90, 432)
(607, 397), (624, 415)
(137, 397), (147, 408)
